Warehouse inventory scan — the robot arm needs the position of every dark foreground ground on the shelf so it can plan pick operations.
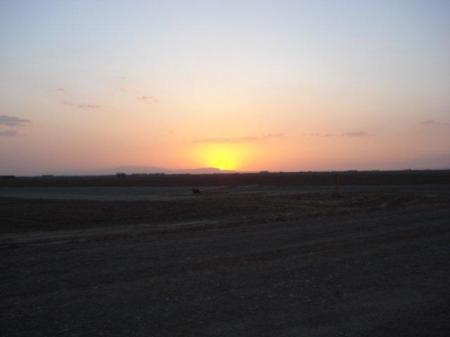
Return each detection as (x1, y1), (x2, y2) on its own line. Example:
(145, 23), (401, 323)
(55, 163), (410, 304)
(1, 183), (450, 336)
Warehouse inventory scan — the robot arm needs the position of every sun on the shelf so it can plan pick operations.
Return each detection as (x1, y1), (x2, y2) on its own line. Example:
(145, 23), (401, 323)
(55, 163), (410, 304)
(196, 144), (244, 171)
(209, 148), (237, 170)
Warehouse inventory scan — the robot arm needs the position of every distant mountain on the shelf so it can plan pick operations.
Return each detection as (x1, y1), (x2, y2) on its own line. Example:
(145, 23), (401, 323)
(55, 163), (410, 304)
(45, 166), (235, 176)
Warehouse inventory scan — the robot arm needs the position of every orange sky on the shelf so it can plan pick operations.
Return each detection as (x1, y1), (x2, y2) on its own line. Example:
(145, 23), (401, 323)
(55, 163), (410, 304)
(0, 1), (449, 175)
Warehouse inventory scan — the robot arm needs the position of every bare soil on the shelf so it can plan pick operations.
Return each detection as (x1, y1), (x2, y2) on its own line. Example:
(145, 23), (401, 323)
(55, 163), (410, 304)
(1, 185), (449, 336)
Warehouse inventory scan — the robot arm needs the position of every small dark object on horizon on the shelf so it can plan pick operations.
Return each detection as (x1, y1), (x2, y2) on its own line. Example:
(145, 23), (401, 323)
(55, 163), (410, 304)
(116, 172), (126, 178)
(192, 188), (201, 195)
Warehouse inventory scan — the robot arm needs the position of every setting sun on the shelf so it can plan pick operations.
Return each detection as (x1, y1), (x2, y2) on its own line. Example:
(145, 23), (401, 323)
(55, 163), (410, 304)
(195, 144), (250, 171)
(209, 148), (237, 170)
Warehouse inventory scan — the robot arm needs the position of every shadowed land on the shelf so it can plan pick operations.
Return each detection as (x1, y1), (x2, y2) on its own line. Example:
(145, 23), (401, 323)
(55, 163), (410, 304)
(1, 175), (449, 336)
(2, 170), (450, 187)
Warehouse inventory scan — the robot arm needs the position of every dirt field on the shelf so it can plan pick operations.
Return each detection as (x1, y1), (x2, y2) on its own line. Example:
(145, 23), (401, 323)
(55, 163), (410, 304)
(1, 184), (450, 336)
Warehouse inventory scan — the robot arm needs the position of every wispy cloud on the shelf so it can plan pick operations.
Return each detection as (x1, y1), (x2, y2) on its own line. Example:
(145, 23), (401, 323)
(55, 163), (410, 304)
(302, 131), (371, 138)
(193, 133), (284, 144)
(0, 115), (30, 127)
(0, 129), (17, 137)
(63, 101), (100, 109)
(136, 95), (159, 103)
(420, 119), (449, 126)
(341, 131), (370, 137)
(301, 132), (334, 137)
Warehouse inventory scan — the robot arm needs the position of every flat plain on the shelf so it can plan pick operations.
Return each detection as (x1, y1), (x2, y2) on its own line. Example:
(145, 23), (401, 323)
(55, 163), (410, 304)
(1, 172), (450, 337)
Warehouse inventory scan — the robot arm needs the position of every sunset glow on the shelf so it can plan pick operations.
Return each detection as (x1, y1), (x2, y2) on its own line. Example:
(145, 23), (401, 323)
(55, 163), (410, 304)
(194, 144), (248, 171)
(0, 0), (449, 175)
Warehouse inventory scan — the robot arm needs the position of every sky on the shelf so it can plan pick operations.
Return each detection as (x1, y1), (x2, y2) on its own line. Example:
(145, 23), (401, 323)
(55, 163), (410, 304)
(0, 0), (449, 175)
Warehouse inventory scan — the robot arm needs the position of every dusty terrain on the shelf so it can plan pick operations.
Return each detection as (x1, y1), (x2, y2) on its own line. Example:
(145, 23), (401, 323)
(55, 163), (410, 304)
(1, 183), (450, 336)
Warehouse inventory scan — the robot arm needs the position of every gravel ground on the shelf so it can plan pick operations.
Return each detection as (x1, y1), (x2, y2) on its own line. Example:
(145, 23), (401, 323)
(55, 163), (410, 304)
(1, 185), (449, 336)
